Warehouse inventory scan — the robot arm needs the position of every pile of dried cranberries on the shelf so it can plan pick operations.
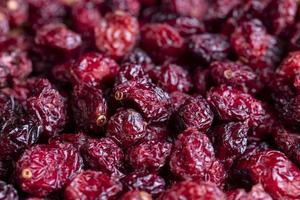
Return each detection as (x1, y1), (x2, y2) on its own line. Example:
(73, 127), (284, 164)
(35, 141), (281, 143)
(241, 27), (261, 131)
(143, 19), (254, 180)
(0, 0), (300, 199)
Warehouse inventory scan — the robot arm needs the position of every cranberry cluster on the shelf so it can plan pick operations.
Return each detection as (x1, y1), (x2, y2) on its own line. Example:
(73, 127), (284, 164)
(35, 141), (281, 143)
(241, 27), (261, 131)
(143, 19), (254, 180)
(0, 0), (299, 199)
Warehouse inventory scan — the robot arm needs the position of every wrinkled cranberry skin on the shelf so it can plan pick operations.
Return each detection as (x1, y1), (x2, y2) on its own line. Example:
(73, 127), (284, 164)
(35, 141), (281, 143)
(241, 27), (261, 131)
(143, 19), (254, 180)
(144, 124), (169, 142)
(210, 61), (261, 94)
(162, 0), (208, 20)
(16, 144), (83, 197)
(227, 184), (272, 200)
(149, 64), (191, 93)
(48, 132), (90, 151)
(106, 0), (141, 16)
(206, 160), (227, 188)
(69, 52), (120, 88)
(170, 128), (215, 180)
(1, 0), (28, 27)
(280, 95), (300, 127)
(192, 68), (211, 96)
(213, 122), (248, 159)
(0, 181), (18, 200)
(35, 22), (82, 54)
(72, 84), (108, 133)
(175, 95), (214, 132)
(81, 138), (124, 175)
(106, 108), (147, 148)
(237, 150), (300, 199)
(64, 170), (123, 200)
(95, 11), (139, 59)
(113, 80), (172, 123)
(170, 91), (191, 111)
(122, 48), (153, 66)
(230, 19), (281, 69)
(160, 181), (226, 200)
(141, 23), (185, 63)
(120, 190), (152, 200)
(122, 172), (166, 197)
(188, 34), (230, 64)
(116, 63), (150, 84)
(26, 79), (66, 139)
(128, 140), (172, 172)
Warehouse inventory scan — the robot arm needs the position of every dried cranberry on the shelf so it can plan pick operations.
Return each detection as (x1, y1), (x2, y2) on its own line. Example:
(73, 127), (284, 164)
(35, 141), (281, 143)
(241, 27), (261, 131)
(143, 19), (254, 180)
(149, 63), (191, 93)
(227, 184), (272, 200)
(205, 0), (241, 23)
(0, 11), (9, 36)
(116, 63), (149, 84)
(120, 190), (152, 200)
(95, 11), (139, 59)
(192, 68), (211, 96)
(1, 0), (28, 27)
(69, 52), (120, 88)
(106, 108), (147, 148)
(64, 170), (122, 200)
(170, 128), (215, 180)
(188, 33), (230, 65)
(48, 132), (90, 151)
(170, 91), (191, 111)
(122, 172), (165, 197)
(276, 51), (300, 81)
(160, 181), (226, 200)
(72, 84), (108, 132)
(141, 23), (185, 63)
(0, 181), (18, 200)
(144, 124), (169, 142)
(280, 95), (300, 127)
(128, 140), (172, 172)
(105, 0), (141, 16)
(205, 160), (227, 188)
(122, 48), (153, 66)
(16, 143), (83, 197)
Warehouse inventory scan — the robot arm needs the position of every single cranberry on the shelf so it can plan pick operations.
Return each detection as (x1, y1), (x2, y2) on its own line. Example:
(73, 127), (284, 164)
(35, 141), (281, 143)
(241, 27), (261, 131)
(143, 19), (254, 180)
(105, 0), (141, 16)
(120, 190), (152, 200)
(16, 143), (83, 197)
(116, 62), (150, 84)
(0, 181), (18, 200)
(227, 184), (272, 200)
(160, 181), (226, 200)
(64, 170), (123, 200)
(140, 23), (185, 63)
(106, 108), (147, 148)
(72, 84), (108, 132)
(95, 11), (139, 59)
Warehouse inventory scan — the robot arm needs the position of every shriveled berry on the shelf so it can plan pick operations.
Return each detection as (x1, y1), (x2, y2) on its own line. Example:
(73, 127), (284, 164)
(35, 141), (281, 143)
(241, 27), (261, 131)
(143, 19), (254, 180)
(16, 143), (83, 197)
(170, 91), (191, 111)
(120, 190), (152, 200)
(116, 63), (149, 84)
(113, 80), (171, 123)
(149, 63), (191, 93)
(144, 124), (169, 142)
(192, 68), (211, 95)
(160, 181), (226, 200)
(280, 95), (300, 127)
(69, 52), (119, 87)
(276, 51), (300, 80)
(141, 23), (185, 63)
(175, 95), (214, 132)
(170, 128), (215, 180)
(227, 184), (272, 200)
(106, 108), (147, 148)
(72, 84), (107, 132)
(122, 172), (165, 196)
(128, 140), (172, 172)
(106, 0), (141, 16)
(48, 132), (90, 151)
(64, 170), (122, 200)
(122, 48), (153, 66)
(205, 160), (226, 188)
(95, 11), (139, 59)
(0, 181), (18, 200)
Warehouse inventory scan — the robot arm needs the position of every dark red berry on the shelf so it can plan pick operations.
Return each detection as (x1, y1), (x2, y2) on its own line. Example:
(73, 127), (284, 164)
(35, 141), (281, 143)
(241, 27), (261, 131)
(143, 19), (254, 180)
(0, 181), (18, 200)
(117, 62), (149, 84)
(122, 48), (153, 66)
(1, 0), (28, 27)
(106, 108), (147, 148)
(106, 0), (141, 16)
(16, 143), (83, 197)
(192, 68), (211, 96)
(120, 190), (152, 200)
(144, 124), (169, 142)
(95, 11), (139, 59)
(64, 170), (123, 200)
(48, 132), (90, 151)
(227, 184), (272, 200)
(205, 160), (227, 188)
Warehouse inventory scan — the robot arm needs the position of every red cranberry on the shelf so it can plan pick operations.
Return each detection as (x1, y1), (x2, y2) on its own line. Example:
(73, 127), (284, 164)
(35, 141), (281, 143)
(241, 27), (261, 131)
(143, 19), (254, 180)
(48, 132), (90, 151)
(105, 0), (141, 16)
(170, 91), (191, 111)
(120, 190), (152, 200)
(128, 140), (172, 172)
(192, 68), (211, 96)
(170, 128), (215, 180)
(141, 23), (185, 63)
(205, 160), (227, 188)
(116, 62), (150, 84)
(122, 48), (153, 66)
(1, 0), (28, 27)
(72, 84), (108, 132)
(276, 51), (300, 81)
(95, 11), (139, 59)
(227, 184), (272, 200)
(16, 143), (83, 197)
(0, 181), (18, 200)
(144, 124), (169, 142)
(106, 108), (147, 148)
(160, 181), (226, 200)
(64, 170), (123, 200)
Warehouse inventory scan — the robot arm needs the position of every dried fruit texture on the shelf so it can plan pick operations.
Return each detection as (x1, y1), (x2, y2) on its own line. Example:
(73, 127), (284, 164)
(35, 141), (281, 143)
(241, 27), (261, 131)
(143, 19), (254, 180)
(122, 48), (153, 66)
(149, 64), (192, 93)
(192, 68), (211, 96)
(106, 108), (147, 148)
(279, 95), (300, 127)
(128, 140), (172, 172)
(205, 0), (241, 23)
(188, 34), (230, 64)
(230, 19), (281, 69)
(289, 23), (300, 51)
(122, 172), (166, 196)
(141, 23), (185, 63)
(26, 79), (66, 138)
(116, 63), (150, 84)
(170, 91), (191, 111)
(120, 190), (152, 200)
(227, 184), (272, 200)
(144, 124), (169, 142)
(106, 0), (141, 16)
(113, 80), (172, 123)
(81, 138), (124, 175)
(95, 11), (139, 59)
(264, 0), (297, 35)
(0, 11), (9, 36)
(64, 170), (122, 200)
(170, 128), (215, 180)
(48, 132), (90, 151)
(213, 122), (248, 159)
(175, 95), (214, 132)
(72, 84), (107, 132)
(35, 22), (82, 54)
(160, 181), (226, 200)
(69, 52), (119, 88)
(16, 144), (83, 197)
(162, 0), (208, 20)
(210, 61), (261, 94)
(0, 0), (28, 26)
(237, 150), (300, 199)
(205, 160), (226, 188)
(0, 181), (18, 200)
